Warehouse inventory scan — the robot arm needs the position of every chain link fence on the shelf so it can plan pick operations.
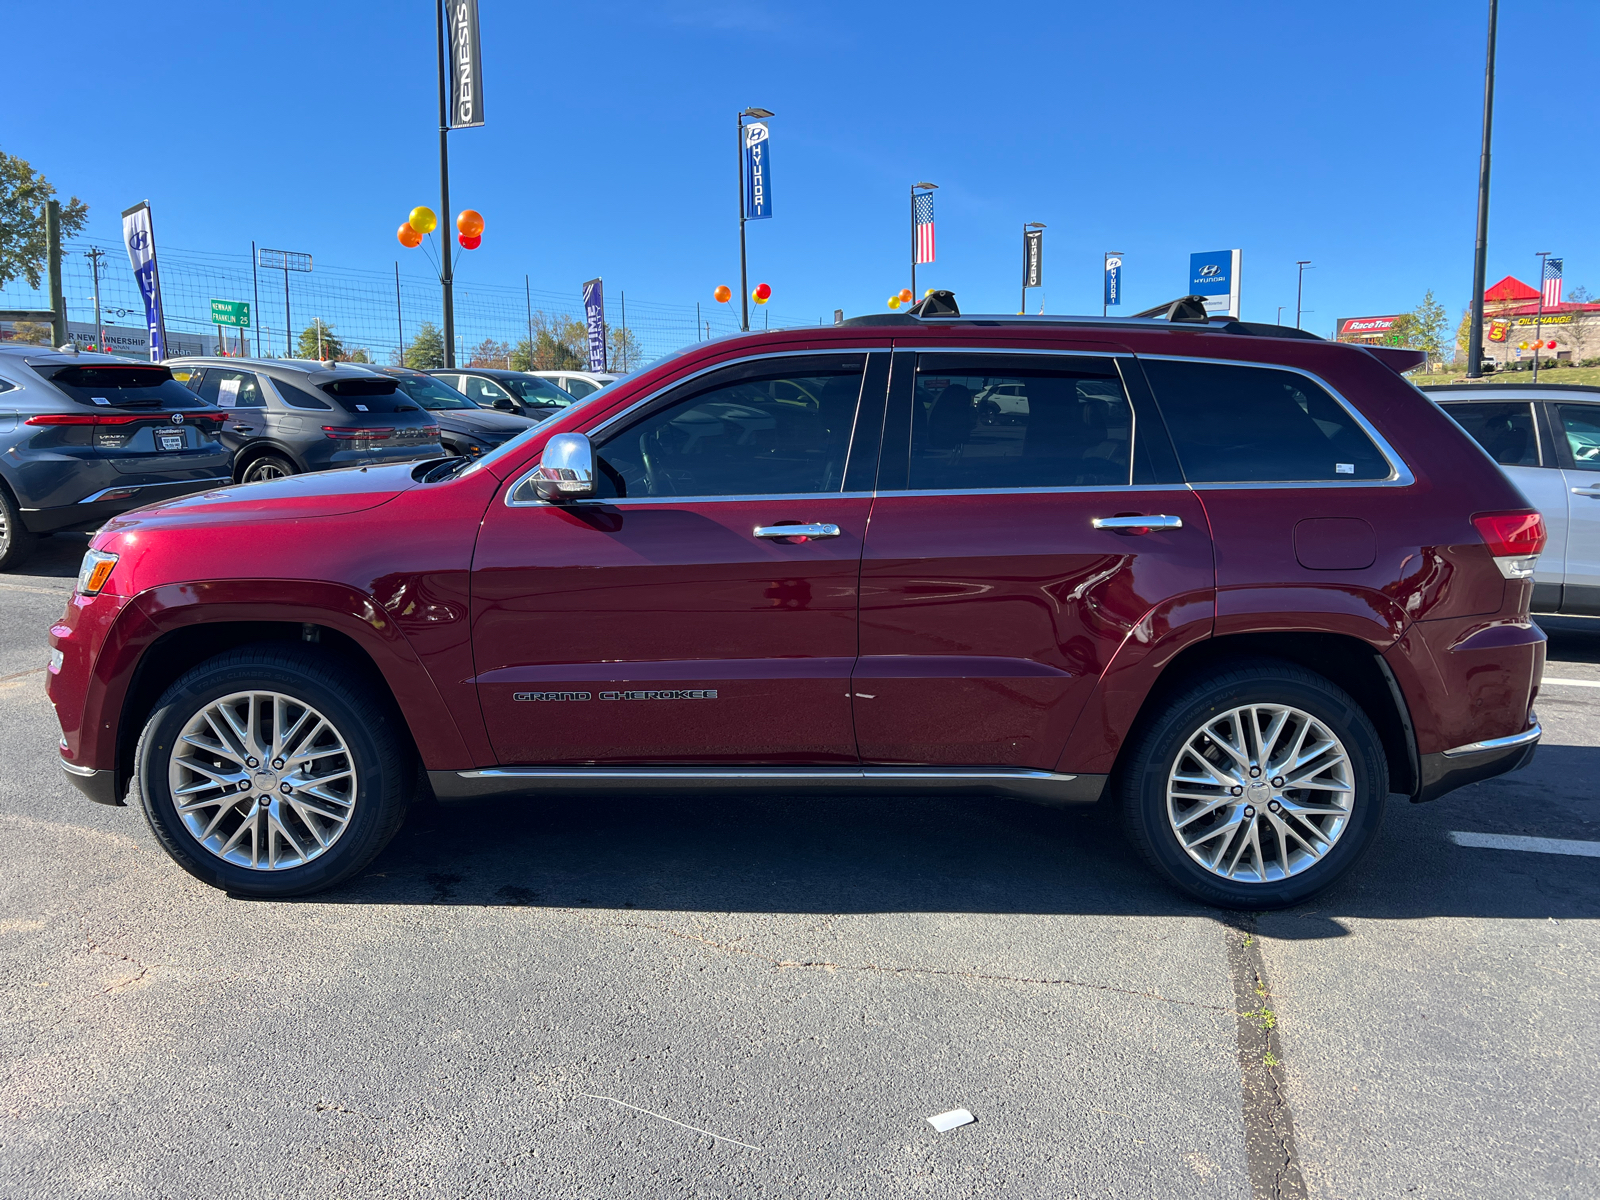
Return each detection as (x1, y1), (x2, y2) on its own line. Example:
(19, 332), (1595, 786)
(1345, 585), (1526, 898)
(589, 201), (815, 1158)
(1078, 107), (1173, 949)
(0, 239), (827, 370)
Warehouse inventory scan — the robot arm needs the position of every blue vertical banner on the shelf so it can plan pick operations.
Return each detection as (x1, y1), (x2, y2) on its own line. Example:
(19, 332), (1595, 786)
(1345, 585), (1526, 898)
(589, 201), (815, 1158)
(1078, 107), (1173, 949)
(1104, 255), (1123, 307)
(582, 278), (607, 373)
(744, 121), (772, 219)
(121, 201), (167, 361)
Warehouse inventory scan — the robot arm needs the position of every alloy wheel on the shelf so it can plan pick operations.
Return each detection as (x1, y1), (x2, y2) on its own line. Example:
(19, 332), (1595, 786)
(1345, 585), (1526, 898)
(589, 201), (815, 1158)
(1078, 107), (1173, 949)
(1166, 703), (1354, 884)
(242, 459), (289, 483)
(166, 690), (359, 870)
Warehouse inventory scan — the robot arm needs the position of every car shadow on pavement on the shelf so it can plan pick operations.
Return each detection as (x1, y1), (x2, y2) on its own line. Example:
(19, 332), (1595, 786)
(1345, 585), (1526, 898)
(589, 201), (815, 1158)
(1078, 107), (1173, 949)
(1538, 614), (1600, 663)
(295, 739), (1600, 937)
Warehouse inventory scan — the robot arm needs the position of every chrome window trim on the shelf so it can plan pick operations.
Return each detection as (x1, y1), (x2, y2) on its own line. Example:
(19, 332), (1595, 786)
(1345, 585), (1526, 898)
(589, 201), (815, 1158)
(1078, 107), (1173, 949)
(522, 490), (876, 509)
(1135, 352), (1415, 489)
(505, 347), (885, 509)
(869, 482), (1193, 500)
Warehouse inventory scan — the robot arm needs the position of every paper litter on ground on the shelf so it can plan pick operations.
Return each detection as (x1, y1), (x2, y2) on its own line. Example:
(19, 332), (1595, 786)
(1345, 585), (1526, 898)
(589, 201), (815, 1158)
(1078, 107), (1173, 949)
(927, 1108), (975, 1132)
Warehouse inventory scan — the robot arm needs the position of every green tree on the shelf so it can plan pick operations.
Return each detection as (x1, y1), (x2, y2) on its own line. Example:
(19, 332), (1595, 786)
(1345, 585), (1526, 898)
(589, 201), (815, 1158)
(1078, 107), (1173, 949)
(1570, 285), (1593, 304)
(405, 321), (445, 369)
(7, 320), (52, 345)
(344, 346), (372, 364)
(468, 337), (511, 367)
(1456, 306), (1473, 361)
(510, 312), (591, 370)
(295, 320), (344, 361)
(608, 325), (641, 372)
(0, 149), (88, 290)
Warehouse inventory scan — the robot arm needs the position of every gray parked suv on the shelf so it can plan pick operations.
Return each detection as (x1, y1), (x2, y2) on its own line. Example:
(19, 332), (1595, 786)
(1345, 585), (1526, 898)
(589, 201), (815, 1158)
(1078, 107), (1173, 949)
(167, 358), (444, 483)
(0, 345), (232, 570)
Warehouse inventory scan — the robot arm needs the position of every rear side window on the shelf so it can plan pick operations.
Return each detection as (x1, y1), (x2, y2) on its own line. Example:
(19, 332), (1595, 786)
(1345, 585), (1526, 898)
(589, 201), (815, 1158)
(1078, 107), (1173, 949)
(268, 377), (333, 410)
(195, 370), (265, 409)
(1142, 360), (1390, 483)
(1558, 405), (1600, 472)
(902, 354), (1132, 490)
(42, 364), (206, 409)
(1440, 402), (1539, 466)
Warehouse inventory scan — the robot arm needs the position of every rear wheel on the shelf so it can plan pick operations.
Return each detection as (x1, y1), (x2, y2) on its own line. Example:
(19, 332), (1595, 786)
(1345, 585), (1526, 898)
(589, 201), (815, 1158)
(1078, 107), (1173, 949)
(0, 485), (38, 571)
(1119, 661), (1387, 909)
(238, 453), (297, 484)
(135, 645), (413, 897)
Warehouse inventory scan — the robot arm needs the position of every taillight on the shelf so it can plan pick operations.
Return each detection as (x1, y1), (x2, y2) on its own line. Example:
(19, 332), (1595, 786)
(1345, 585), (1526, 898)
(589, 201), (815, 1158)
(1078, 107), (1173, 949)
(26, 411), (225, 426)
(322, 426), (395, 440)
(1472, 510), (1546, 579)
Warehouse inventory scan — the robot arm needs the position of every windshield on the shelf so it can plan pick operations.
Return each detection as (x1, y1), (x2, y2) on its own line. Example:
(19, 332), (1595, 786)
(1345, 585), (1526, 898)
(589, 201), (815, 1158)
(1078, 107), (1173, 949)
(42, 364), (208, 409)
(388, 372), (478, 410)
(501, 375), (578, 407)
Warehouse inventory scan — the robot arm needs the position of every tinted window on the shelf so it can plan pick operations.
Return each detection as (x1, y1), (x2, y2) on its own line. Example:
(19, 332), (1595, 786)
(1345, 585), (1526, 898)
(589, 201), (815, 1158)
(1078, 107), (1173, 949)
(268, 377), (333, 410)
(387, 372), (477, 410)
(318, 376), (418, 414)
(595, 357), (864, 498)
(44, 364), (206, 409)
(1441, 401), (1539, 466)
(903, 355), (1131, 490)
(1559, 405), (1600, 472)
(501, 375), (577, 408)
(460, 376), (512, 405)
(195, 369), (265, 409)
(1143, 360), (1390, 483)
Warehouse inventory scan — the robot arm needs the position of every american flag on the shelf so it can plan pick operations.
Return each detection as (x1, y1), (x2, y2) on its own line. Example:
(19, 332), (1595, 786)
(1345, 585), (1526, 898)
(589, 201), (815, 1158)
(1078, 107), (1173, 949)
(1543, 258), (1564, 308)
(914, 192), (935, 265)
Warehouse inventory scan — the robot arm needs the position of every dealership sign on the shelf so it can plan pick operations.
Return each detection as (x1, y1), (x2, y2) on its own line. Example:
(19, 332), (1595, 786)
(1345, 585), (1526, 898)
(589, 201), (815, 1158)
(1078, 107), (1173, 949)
(1337, 315), (1400, 338)
(1189, 249), (1242, 317)
(744, 122), (771, 220)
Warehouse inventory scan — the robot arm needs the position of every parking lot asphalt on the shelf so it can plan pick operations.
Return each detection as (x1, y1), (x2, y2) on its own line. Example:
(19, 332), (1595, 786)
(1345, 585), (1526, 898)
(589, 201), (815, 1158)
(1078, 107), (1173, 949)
(1, 533), (1595, 1199)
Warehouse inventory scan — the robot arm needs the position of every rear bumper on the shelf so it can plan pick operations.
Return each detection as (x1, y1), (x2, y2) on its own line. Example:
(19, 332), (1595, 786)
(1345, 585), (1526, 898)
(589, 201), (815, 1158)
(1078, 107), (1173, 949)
(23, 476), (231, 533)
(1415, 719), (1541, 804)
(59, 758), (122, 806)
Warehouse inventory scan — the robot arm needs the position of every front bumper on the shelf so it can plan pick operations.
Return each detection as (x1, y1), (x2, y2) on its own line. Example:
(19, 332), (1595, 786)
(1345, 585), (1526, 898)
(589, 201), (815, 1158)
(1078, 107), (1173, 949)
(59, 758), (122, 806)
(1415, 719), (1541, 804)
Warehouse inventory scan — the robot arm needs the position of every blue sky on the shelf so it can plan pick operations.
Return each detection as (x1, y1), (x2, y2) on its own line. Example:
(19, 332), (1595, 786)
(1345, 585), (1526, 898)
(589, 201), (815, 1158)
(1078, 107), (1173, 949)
(3, 0), (1596, 339)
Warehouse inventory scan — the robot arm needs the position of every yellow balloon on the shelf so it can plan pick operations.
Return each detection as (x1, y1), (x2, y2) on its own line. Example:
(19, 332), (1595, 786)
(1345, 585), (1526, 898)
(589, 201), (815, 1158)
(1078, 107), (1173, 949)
(409, 206), (437, 235)
(887, 296), (902, 310)
(924, 288), (934, 297)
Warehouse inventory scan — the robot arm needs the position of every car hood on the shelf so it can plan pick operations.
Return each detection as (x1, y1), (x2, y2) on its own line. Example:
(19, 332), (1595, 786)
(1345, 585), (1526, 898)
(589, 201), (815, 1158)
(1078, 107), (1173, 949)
(432, 408), (536, 436)
(101, 462), (422, 532)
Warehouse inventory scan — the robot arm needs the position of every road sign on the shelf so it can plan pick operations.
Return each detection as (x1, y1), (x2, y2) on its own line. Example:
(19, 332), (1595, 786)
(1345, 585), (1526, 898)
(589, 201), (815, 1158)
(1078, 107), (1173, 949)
(210, 299), (251, 328)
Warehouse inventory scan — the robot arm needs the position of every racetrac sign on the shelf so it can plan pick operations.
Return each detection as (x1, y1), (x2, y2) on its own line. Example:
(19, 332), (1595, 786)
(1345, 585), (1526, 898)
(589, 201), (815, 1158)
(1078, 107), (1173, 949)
(1189, 249), (1242, 318)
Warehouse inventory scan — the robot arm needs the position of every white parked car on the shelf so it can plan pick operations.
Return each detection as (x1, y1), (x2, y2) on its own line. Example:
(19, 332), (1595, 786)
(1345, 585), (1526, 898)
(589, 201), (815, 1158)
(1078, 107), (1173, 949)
(1427, 383), (1600, 615)
(529, 370), (617, 399)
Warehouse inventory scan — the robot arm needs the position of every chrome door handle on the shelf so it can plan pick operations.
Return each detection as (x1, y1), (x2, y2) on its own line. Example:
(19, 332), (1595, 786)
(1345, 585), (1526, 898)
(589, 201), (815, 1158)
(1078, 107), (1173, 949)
(754, 523), (841, 540)
(1091, 514), (1183, 530)
(1572, 487), (1600, 497)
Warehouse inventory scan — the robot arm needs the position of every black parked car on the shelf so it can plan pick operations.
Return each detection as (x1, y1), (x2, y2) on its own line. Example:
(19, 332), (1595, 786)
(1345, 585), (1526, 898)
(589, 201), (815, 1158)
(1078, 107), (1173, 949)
(425, 367), (580, 421)
(367, 367), (537, 458)
(0, 346), (232, 570)
(167, 358), (443, 483)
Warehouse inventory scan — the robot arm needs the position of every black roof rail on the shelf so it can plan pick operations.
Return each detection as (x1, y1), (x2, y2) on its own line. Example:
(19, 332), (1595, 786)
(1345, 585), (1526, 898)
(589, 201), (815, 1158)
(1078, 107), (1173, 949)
(1130, 295), (1211, 322)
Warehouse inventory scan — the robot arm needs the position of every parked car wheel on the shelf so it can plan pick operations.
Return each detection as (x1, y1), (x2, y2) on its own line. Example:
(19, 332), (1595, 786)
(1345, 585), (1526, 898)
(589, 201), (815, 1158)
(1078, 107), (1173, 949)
(1119, 661), (1387, 910)
(238, 453), (298, 484)
(0, 484), (39, 571)
(134, 645), (413, 897)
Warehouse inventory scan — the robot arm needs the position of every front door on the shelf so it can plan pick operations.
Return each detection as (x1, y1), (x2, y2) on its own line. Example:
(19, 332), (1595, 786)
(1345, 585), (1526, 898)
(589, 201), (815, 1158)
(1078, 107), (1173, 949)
(855, 350), (1215, 769)
(1554, 401), (1600, 610)
(472, 351), (887, 764)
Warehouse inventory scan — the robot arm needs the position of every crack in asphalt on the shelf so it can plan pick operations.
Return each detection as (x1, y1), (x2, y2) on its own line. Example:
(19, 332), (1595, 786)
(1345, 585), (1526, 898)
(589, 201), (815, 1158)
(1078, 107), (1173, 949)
(1226, 917), (1308, 1200)
(80, 919), (153, 994)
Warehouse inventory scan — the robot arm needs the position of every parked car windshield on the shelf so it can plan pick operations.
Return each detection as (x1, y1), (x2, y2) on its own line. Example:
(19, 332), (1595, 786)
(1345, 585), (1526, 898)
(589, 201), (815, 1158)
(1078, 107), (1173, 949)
(40, 364), (208, 409)
(500, 375), (578, 408)
(386, 372), (479, 410)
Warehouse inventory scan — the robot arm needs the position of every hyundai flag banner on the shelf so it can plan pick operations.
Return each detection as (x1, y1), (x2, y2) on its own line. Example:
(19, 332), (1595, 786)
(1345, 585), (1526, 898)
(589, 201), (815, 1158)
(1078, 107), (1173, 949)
(582, 278), (607, 373)
(448, 0), (485, 128)
(121, 201), (167, 361)
(744, 122), (772, 219)
(1024, 229), (1043, 289)
(1104, 256), (1122, 307)
(1189, 249), (1242, 317)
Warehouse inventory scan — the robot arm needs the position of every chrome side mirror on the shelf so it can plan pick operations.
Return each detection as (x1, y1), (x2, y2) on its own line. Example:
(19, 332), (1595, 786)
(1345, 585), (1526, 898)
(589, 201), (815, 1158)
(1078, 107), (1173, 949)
(534, 432), (596, 500)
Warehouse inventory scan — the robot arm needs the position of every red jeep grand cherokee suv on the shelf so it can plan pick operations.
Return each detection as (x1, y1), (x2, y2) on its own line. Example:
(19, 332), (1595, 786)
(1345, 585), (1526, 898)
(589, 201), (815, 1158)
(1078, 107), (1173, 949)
(46, 295), (1546, 908)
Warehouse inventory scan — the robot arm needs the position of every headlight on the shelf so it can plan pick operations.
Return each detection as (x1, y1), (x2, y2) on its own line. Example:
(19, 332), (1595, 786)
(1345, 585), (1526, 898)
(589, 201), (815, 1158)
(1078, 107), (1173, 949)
(76, 549), (119, 596)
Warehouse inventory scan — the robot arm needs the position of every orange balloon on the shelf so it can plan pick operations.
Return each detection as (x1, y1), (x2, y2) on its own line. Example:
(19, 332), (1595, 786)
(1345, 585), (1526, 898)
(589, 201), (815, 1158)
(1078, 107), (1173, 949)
(397, 223), (422, 248)
(456, 209), (485, 237)
(713, 284), (732, 303)
(898, 289), (913, 303)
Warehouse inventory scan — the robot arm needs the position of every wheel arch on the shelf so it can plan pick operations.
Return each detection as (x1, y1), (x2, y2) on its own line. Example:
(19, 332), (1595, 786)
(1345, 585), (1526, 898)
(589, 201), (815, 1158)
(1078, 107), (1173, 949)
(231, 441), (303, 481)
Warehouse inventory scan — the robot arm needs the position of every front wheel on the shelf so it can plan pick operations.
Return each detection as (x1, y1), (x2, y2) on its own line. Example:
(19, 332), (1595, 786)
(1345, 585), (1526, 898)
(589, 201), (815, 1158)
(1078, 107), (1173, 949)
(1119, 661), (1387, 909)
(0, 485), (38, 571)
(135, 644), (413, 897)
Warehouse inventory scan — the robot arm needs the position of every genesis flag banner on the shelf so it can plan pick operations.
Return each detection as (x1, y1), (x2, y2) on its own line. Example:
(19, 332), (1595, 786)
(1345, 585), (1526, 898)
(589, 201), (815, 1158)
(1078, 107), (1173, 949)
(744, 122), (772, 219)
(448, 0), (485, 128)
(582, 278), (607, 373)
(1104, 255), (1122, 307)
(1023, 229), (1043, 289)
(120, 201), (167, 361)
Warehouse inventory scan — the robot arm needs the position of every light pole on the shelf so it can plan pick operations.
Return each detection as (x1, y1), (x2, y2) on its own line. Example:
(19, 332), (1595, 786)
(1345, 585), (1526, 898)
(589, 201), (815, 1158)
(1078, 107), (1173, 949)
(737, 106), (774, 333)
(434, 0), (457, 366)
(1534, 250), (1550, 382)
(1467, 0), (1499, 379)
(1021, 222), (1045, 314)
(910, 182), (937, 300)
(1295, 261), (1313, 329)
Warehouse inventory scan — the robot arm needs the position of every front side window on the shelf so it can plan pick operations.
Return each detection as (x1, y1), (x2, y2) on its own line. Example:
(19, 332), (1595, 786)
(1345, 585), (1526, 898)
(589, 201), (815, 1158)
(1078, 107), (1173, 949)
(502, 375), (577, 408)
(1142, 359), (1390, 483)
(903, 355), (1132, 490)
(1559, 404), (1600, 471)
(1441, 401), (1539, 466)
(562, 377), (599, 398)
(594, 356), (865, 498)
(196, 370), (265, 409)
(461, 376), (512, 405)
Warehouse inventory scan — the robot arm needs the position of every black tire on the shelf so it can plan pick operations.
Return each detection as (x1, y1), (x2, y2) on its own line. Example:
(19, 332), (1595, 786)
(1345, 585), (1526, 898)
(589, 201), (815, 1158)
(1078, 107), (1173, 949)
(1119, 660), (1387, 910)
(0, 484), (38, 571)
(237, 452), (298, 484)
(135, 644), (413, 897)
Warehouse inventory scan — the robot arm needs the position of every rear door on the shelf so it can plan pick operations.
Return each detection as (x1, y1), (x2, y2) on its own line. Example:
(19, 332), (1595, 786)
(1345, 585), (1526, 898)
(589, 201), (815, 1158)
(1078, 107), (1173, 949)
(855, 349), (1214, 769)
(196, 368), (268, 454)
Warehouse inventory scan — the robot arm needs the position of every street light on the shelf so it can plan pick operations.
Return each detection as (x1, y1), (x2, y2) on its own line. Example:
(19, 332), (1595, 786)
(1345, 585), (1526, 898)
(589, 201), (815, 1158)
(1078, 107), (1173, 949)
(737, 106), (775, 333)
(911, 182), (938, 300)
(1295, 260), (1313, 329)
(1021, 222), (1046, 314)
(1466, 0), (1500, 378)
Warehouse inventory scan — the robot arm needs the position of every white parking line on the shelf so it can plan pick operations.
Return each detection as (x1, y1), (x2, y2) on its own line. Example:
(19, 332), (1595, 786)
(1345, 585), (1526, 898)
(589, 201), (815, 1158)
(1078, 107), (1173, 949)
(1449, 831), (1600, 858)
(1543, 677), (1600, 688)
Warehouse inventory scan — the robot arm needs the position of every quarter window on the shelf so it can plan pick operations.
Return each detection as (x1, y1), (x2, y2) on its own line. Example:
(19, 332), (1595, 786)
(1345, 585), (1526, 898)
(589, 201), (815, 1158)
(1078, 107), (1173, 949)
(900, 355), (1132, 490)
(1142, 360), (1390, 483)
(1558, 405), (1600, 471)
(195, 370), (265, 409)
(594, 357), (865, 498)
(1440, 402), (1539, 466)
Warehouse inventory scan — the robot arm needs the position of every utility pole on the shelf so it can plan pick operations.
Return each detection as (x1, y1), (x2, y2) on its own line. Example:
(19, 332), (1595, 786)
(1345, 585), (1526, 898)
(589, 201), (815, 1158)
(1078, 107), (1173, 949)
(85, 247), (106, 351)
(1466, 0), (1499, 379)
(1295, 261), (1313, 329)
(251, 241), (261, 356)
(436, 0), (456, 367)
(397, 262), (405, 365)
(46, 201), (66, 348)
(525, 274), (534, 369)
